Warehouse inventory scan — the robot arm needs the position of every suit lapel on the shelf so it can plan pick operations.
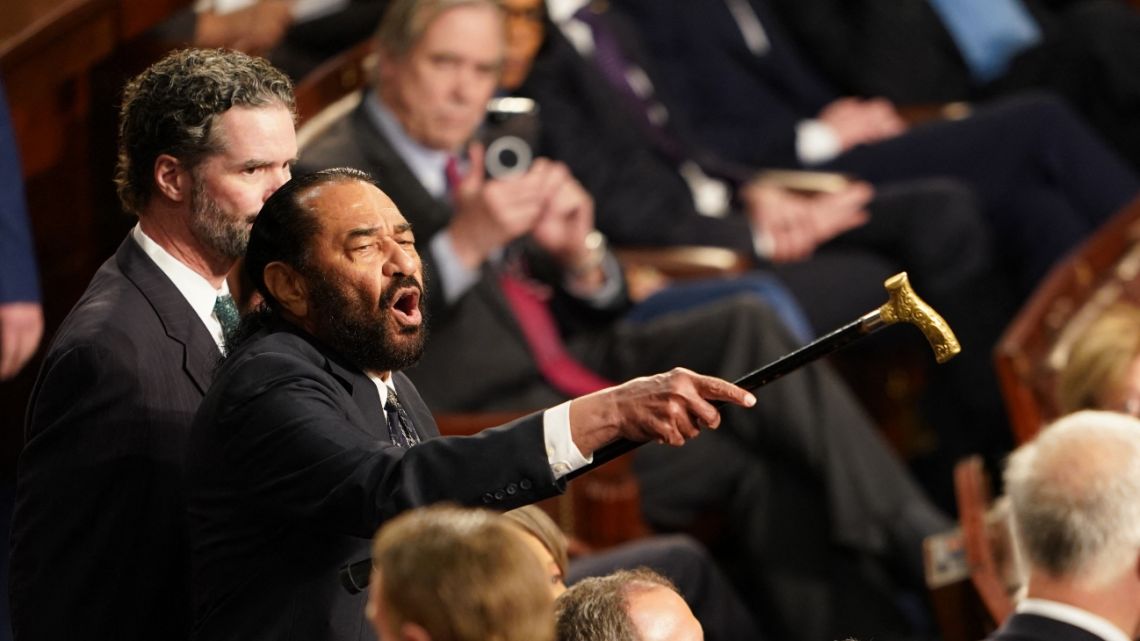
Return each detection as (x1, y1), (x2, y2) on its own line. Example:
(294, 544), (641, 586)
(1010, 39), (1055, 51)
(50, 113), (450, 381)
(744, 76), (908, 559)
(116, 236), (221, 395)
(393, 372), (440, 440)
(310, 338), (387, 439)
(320, 351), (440, 445)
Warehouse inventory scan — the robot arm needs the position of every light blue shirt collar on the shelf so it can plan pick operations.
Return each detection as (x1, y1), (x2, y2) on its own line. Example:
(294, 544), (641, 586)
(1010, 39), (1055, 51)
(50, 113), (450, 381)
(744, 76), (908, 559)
(363, 91), (452, 199)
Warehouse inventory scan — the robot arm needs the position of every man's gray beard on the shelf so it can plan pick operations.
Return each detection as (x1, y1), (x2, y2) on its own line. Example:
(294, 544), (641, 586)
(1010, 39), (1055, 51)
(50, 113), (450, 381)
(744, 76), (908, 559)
(189, 181), (251, 261)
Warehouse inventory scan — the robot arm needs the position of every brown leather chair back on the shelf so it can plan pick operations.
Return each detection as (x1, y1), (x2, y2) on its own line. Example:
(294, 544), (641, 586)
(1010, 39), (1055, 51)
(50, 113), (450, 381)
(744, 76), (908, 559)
(995, 197), (1140, 443)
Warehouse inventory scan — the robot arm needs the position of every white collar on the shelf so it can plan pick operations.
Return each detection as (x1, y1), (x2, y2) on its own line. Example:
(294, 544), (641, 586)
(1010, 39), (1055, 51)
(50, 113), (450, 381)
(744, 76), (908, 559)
(546, 0), (590, 24)
(368, 372), (397, 409)
(364, 90), (452, 199)
(1017, 598), (1131, 641)
(131, 224), (230, 350)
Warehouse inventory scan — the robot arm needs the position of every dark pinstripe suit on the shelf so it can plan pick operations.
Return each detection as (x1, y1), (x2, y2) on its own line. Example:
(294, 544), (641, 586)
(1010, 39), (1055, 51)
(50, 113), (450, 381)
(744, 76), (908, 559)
(10, 236), (221, 641)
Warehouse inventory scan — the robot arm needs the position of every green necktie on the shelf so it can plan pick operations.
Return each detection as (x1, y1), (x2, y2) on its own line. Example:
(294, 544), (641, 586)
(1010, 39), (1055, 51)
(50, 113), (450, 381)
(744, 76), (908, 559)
(213, 294), (240, 348)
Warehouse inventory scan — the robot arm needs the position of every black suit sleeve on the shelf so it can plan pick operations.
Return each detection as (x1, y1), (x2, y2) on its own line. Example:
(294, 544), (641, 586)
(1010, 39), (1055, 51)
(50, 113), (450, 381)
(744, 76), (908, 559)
(196, 350), (562, 538)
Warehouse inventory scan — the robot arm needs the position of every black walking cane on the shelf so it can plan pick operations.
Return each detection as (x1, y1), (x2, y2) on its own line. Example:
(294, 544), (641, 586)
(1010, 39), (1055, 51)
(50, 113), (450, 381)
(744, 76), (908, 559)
(340, 272), (960, 593)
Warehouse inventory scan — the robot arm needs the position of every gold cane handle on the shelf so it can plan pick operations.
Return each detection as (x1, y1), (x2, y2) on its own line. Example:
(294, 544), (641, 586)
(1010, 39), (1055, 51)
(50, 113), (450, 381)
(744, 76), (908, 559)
(878, 273), (961, 363)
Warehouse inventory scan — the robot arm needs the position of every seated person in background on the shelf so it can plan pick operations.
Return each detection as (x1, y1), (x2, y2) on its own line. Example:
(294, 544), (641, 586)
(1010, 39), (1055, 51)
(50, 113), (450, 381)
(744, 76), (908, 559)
(504, 506), (763, 641)
(184, 168), (752, 641)
(765, 0), (1140, 170)
(991, 410), (1140, 641)
(366, 504), (555, 641)
(159, 0), (390, 79)
(508, 0), (1012, 514)
(555, 568), (704, 641)
(1057, 302), (1140, 416)
(298, 3), (954, 640)
(536, 0), (1139, 300)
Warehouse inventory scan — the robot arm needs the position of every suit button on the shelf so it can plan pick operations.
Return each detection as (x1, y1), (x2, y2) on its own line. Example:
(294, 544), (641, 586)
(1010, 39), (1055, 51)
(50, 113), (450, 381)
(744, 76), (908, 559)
(482, 493), (494, 504)
(506, 483), (518, 495)
(494, 490), (505, 501)
(520, 479), (532, 490)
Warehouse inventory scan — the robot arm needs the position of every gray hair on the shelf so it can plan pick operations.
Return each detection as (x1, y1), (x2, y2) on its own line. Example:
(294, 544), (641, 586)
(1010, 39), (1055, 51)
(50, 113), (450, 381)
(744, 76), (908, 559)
(375, 0), (504, 58)
(1004, 410), (1140, 586)
(554, 568), (680, 641)
(114, 48), (295, 216)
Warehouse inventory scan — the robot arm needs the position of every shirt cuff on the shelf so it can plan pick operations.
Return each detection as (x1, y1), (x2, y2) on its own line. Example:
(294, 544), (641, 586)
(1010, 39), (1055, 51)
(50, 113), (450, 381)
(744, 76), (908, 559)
(543, 401), (592, 480)
(795, 119), (842, 166)
(430, 230), (483, 304)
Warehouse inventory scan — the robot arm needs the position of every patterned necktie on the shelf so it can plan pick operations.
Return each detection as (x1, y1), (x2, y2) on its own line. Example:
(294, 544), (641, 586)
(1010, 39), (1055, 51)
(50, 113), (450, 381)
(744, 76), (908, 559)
(384, 387), (420, 449)
(213, 294), (240, 348)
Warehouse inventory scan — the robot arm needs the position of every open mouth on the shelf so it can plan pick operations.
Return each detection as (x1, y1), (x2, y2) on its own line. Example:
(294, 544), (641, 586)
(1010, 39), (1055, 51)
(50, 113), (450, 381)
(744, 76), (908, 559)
(389, 287), (422, 326)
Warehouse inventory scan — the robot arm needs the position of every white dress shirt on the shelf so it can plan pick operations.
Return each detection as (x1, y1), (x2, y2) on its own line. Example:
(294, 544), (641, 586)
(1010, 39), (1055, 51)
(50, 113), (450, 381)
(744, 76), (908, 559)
(1016, 598), (1131, 641)
(131, 224), (230, 352)
(367, 374), (589, 480)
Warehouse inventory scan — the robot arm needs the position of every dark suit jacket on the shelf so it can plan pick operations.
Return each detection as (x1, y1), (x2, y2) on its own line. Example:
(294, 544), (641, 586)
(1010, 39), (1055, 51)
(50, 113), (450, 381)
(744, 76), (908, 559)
(514, 26), (757, 254)
(765, 0), (1138, 105)
(987, 611), (1112, 641)
(613, 0), (838, 168)
(185, 321), (560, 641)
(10, 235), (220, 641)
(297, 99), (632, 411)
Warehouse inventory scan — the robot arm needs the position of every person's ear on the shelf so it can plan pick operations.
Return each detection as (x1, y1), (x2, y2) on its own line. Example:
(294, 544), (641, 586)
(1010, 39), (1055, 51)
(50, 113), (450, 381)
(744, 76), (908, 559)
(375, 44), (397, 87)
(364, 569), (381, 622)
(153, 154), (192, 204)
(263, 261), (309, 320)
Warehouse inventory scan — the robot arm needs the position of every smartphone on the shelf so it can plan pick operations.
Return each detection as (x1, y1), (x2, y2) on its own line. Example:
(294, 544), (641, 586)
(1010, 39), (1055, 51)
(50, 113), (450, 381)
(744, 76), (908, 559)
(478, 97), (540, 179)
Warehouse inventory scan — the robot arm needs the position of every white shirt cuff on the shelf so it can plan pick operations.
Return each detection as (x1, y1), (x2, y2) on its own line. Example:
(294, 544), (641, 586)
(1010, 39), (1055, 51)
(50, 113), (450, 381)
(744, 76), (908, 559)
(752, 226), (775, 260)
(543, 401), (592, 480)
(795, 119), (842, 166)
(430, 230), (483, 304)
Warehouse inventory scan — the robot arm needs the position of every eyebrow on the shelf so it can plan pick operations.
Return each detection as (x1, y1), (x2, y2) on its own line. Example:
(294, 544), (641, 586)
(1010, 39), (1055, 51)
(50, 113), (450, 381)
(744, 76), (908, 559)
(345, 222), (413, 240)
(240, 156), (298, 170)
(346, 226), (380, 241)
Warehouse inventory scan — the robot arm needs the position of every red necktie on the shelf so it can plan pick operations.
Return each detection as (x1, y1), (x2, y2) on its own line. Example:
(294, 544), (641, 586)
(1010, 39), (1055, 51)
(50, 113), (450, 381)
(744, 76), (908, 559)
(445, 155), (463, 196)
(498, 264), (615, 397)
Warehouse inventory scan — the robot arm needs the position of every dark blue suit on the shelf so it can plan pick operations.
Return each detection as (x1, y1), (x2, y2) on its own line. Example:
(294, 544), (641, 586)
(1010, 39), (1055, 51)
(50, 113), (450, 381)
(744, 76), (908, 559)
(765, 0), (1140, 169)
(0, 80), (39, 305)
(613, 0), (1140, 293)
